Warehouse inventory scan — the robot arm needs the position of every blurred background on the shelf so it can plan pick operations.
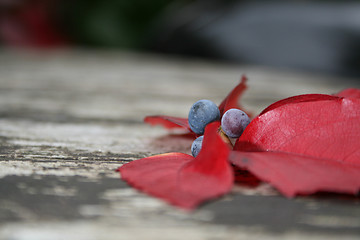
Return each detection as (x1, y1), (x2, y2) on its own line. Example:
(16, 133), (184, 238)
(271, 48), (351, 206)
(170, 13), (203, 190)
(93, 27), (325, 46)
(1, 0), (360, 77)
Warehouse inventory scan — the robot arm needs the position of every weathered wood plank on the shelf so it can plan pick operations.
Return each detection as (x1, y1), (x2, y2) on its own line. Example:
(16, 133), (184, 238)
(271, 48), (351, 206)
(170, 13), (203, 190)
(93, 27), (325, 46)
(0, 50), (359, 240)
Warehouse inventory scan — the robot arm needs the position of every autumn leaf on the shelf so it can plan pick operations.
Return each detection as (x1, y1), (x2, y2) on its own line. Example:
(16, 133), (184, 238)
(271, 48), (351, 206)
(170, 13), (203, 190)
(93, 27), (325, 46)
(230, 151), (360, 197)
(118, 122), (233, 210)
(259, 94), (339, 116)
(235, 95), (360, 163)
(232, 94), (360, 196)
(218, 75), (250, 116)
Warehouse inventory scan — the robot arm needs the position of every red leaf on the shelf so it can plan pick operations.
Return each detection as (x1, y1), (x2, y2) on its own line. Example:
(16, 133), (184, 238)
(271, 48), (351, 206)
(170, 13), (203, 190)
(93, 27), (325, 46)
(144, 115), (191, 130)
(259, 94), (339, 116)
(218, 75), (251, 116)
(118, 122), (233, 209)
(235, 96), (360, 164)
(335, 88), (360, 99)
(232, 94), (360, 197)
(118, 152), (194, 206)
(259, 90), (360, 116)
(230, 151), (360, 197)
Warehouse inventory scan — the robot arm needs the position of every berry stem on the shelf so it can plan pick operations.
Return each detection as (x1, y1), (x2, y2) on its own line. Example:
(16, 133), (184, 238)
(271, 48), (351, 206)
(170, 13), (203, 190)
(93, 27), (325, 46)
(217, 126), (234, 149)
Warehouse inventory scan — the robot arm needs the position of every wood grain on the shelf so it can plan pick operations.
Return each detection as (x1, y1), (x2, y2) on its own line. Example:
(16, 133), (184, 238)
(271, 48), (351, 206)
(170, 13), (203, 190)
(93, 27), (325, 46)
(0, 50), (359, 240)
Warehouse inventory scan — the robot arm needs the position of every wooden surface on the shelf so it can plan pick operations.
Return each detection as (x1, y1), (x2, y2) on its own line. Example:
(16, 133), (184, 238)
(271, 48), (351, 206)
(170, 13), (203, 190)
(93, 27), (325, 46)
(0, 50), (360, 240)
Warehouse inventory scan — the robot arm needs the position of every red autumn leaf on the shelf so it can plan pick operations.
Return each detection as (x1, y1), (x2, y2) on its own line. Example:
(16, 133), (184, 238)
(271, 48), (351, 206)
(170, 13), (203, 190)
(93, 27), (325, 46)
(218, 75), (251, 116)
(259, 88), (360, 116)
(259, 94), (339, 116)
(143, 76), (250, 131)
(230, 151), (360, 197)
(232, 94), (360, 196)
(118, 122), (233, 210)
(335, 88), (360, 99)
(144, 115), (190, 130)
(235, 96), (360, 164)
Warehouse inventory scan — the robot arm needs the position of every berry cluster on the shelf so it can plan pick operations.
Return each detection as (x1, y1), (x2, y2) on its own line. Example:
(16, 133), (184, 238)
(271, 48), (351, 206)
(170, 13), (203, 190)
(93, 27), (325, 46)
(189, 99), (250, 157)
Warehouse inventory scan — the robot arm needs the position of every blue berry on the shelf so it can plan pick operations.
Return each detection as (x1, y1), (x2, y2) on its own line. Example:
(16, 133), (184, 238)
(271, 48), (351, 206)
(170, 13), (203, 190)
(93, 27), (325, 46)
(191, 135), (204, 157)
(188, 99), (220, 135)
(221, 108), (250, 138)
